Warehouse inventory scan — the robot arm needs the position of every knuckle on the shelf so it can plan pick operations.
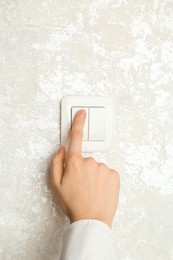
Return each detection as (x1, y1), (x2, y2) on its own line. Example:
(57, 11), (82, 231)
(98, 162), (107, 170)
(86, 157), (95, 164)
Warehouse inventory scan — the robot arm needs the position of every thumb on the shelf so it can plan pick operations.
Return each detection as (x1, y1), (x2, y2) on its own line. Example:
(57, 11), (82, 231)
(51, 146), (66, 187)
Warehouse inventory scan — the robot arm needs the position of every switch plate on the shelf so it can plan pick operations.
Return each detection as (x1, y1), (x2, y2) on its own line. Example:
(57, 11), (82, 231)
(61, 95), (113, 152)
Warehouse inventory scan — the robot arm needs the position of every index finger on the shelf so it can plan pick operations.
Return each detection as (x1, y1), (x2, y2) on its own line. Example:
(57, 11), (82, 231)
(67, 109), (86, 158)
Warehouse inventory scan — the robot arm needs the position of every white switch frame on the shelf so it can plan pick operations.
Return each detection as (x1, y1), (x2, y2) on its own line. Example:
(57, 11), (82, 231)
(61, 95), (113, 152)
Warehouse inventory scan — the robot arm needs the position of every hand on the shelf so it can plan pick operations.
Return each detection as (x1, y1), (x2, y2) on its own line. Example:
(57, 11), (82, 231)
(49, 109), (120, 228)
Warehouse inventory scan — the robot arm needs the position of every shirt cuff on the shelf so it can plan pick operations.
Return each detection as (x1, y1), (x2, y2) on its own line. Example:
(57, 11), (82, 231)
(60, 219), (116, 260)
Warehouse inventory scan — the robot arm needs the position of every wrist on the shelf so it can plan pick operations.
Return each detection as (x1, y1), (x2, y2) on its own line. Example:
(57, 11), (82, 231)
(70, 217), (112, 229)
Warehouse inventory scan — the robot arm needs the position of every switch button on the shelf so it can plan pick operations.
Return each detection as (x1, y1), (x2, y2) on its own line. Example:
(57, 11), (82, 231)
(89, 107), (105, 141)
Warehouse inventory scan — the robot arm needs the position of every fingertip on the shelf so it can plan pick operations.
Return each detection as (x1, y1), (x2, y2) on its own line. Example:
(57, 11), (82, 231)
(57, 146), (62, 153)
(78, 109), (86, 118)
(72, 109), (86, 128)
(61, 145), (66, 153)
(57, 145), (66, 154)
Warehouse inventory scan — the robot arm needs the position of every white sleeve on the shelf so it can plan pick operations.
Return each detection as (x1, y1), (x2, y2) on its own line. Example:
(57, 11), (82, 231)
(60, 219), (116, 260)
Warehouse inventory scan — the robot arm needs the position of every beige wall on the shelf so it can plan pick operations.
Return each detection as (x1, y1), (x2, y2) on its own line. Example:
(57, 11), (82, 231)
(0, 1), (173, 259)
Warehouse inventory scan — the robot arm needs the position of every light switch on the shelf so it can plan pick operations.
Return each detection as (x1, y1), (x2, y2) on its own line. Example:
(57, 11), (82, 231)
(71, 107), (88, 141)
(61, 96), (113, 152)
(89, 107), (105, 141)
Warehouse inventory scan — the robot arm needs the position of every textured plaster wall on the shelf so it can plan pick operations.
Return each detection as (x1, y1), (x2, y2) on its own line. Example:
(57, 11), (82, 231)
(0, 0), (173, 259)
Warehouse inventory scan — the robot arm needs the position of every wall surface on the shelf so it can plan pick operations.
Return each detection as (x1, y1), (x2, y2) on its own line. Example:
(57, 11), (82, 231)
(0, 0), (173, 259)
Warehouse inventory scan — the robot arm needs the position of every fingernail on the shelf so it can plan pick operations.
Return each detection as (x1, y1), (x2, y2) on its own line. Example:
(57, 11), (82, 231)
(78, 109), (86, 118)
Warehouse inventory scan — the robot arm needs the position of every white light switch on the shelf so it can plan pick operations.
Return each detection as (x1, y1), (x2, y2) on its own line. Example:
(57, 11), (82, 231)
(89, 107), (105, 141)
(61, 96), (113, 152)
(71, 107), (88, 141)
